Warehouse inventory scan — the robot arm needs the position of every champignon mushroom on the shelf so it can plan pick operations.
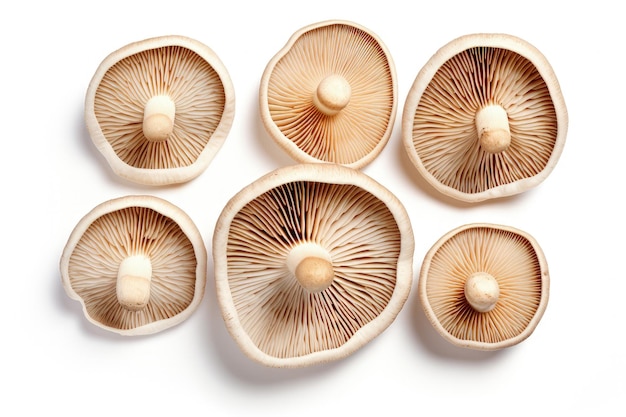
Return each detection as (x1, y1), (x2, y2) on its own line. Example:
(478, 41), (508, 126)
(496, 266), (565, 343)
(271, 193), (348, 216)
(419, 223), (549, 350)
(85, 35), (235, 186)
(259, 20), (397, 169)
(402, 33), (568, 202)
(60, 195), (207, 336)
(213, 163), (414, 367)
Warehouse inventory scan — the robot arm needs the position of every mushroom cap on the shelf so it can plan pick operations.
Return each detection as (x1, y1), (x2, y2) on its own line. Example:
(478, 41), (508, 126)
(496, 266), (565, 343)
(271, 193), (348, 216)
(60, 195), (207, 336)
(402, 33), (568, 202)
(259, 20), (397, 169)
(213, 163), (414, 367)
(419, 223), (549, 350)
(85, 35), (235, 186)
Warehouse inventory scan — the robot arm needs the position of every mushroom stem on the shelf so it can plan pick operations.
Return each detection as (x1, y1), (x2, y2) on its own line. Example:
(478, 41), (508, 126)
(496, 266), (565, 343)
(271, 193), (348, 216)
(287, 243), (334, 293)
(464, 272), (500, 312)
(117, 254), (152, 311)
(295, 257), (334, 293)
(143, 95), (176, 142)
(313, 74), (351, 116)
(475, 104), (511, 153)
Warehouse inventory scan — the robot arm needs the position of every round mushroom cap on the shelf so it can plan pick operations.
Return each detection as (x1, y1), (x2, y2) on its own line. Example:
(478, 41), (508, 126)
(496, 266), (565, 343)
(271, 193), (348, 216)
(60, 195), (207, 336)
(402, 33), (568, 202)
(419, 223), (549, 350)
(85, 35), (235, 186)
(260, 20), (397, 169)
(213, 163), (414, 367)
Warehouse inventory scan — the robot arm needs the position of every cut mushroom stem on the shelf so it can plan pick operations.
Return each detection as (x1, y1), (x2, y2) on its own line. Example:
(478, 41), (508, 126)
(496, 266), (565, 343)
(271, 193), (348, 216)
(116, 254), (153, 311)
(464, 271), (500, 313)
(313, 74), (352, 116)
(475, 104), (511, 153)
(287, 242), (334, 293)
(143, 95), (176, 142)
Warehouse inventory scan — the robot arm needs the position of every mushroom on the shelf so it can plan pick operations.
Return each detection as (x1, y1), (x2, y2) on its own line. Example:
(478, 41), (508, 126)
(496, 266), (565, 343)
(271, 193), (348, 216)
(85, 35), (235, 186)
(419, 223), (549, 350)
(402, 33), (568, 202)
(60, 195), (207, 336)
(213, 163), (414, 367)
(259, 20), (397, 169)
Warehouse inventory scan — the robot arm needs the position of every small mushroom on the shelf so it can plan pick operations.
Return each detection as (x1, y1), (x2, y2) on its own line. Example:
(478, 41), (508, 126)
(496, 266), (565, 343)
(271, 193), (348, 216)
(60, 195), (207, 336)
(260, 20), (397, 169)
(419, 223), (549, 350)
(402, 33), (568, 202)
(213, 163), (414, 367)
(85, 35), (235, 186)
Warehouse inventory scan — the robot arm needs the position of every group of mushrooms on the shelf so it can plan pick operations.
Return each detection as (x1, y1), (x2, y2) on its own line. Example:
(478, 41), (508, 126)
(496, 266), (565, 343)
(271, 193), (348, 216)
(60, 20), (567, 367)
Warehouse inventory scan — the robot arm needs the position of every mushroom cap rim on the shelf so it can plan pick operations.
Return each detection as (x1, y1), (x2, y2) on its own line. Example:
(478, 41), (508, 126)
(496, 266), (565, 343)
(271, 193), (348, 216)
(418, 222), (550, 351)
(259, 20), (398, 170)
(60, 194), (208, 336)
(85, 35), (236, 186)
(212, 163), (415, 367)
(401, 32), (568, 202)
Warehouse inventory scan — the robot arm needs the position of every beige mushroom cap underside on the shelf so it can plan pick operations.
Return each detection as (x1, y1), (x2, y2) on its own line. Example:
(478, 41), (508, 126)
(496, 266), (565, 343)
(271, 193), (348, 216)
(85, 35), (235, 186)
(260, 20), (397, 169)
(402, 33), (568, 202)
(213, 163), (414, 367)
(419, 223), (549, 350)
(60, 195), (207, 336)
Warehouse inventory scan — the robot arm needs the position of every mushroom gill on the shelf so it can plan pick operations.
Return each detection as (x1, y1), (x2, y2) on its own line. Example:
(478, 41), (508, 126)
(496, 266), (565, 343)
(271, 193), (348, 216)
(423, 226), (543, 345)
(225, 180), (402, 359)
(410, 46), (558, 194)
(67, 206), (198, 331)
(93, 45), (226, 170)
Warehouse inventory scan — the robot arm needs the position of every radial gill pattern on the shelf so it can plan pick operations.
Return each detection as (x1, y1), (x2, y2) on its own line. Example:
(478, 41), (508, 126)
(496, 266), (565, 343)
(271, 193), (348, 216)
(425, 227), (542, 344)
(411, 47), (558, 194)
(68, 207), (198, 330)
(267, 24), (394, 164)
(93, 46), (226, 169)
(226, 181), (401, 358)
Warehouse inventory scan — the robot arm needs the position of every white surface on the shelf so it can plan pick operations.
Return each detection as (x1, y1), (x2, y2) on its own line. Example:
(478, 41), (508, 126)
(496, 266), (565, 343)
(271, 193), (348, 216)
(3, 1), (623, 415)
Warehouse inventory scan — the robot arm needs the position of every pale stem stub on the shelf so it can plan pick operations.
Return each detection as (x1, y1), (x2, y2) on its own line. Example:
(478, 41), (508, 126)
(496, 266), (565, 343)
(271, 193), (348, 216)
(116, 254), (153, 311)
(143, 95), (176, 142)
(475, 104), (511, 153)
(313, 74), (352, 116)
(464, 271), (500, 313)
(287, 243), (335, 293)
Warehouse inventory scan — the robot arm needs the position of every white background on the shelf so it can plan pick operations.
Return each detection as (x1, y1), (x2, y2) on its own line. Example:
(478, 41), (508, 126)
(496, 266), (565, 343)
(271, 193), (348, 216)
(3, 1), (623, 415)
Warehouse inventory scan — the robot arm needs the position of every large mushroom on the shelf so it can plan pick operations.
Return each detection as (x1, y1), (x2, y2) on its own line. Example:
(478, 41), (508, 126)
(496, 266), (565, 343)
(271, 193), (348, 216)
(419, 223), (549, 350)
(60, 195), (207, 336)
(213, 163), (414, 367)
(402, 33), (568, 202)
(85, 35), (235, 186)
(259, 20), (397, 169)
